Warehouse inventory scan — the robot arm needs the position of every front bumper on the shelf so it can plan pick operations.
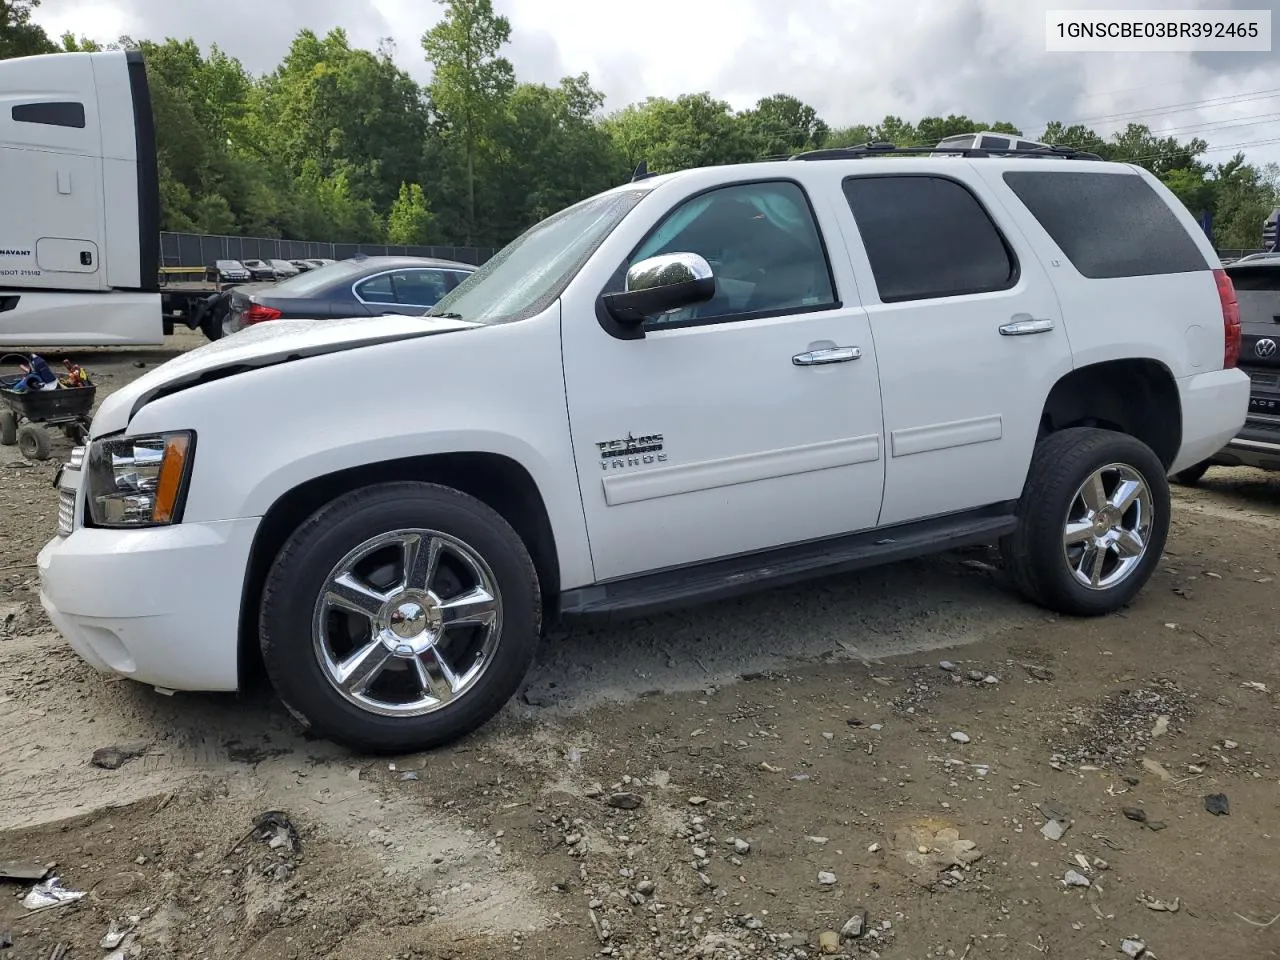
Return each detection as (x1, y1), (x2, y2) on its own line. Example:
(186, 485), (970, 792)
(38, 493), (259, 691)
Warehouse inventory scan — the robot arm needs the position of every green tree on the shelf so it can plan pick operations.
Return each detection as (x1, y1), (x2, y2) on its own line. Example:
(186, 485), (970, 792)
(605, 93), (758, 173)
(421, 0), (515, 243)
(387, 182), (436, 245)
(0, 0), (56, 59)
(742, 93), (829, 156)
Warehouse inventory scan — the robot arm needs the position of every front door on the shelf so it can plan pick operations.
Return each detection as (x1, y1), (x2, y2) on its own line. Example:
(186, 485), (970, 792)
(836, 169), (1074, 527)
(561, 177), (886, 582)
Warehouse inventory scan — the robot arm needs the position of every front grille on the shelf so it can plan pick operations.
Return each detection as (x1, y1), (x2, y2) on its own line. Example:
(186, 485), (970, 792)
(56, 486), (76, 537)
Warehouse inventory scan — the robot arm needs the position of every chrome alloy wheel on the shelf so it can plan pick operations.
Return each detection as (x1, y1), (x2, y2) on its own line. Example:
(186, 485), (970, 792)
(312, 529), (503, 717)
(1061, 463), (1154, 591)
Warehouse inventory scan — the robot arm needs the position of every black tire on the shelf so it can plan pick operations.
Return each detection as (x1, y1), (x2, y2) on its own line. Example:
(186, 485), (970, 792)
(1173, 460), (1211, 486)
(1001, 427), (1170, 617)
(259, 481), (541, 753)
(16, 423), (51, 461)
(0, 409), (16, 446)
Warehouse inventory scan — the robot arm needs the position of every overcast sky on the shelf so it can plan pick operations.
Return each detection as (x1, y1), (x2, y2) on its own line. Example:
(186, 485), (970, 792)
(30, 0), (1280, 167)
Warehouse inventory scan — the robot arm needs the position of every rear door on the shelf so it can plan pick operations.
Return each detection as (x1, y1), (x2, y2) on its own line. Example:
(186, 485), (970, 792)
(353, 268), (457, 315)
(835, 166), (1073, 527)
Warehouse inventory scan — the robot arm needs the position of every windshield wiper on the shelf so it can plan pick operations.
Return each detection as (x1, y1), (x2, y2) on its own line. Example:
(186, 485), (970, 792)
(426, 311), (464, 320)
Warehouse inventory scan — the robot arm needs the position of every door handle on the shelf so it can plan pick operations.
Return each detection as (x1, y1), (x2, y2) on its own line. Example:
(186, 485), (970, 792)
(999, 317), (1055, 336)
(793, 346), (862, 366)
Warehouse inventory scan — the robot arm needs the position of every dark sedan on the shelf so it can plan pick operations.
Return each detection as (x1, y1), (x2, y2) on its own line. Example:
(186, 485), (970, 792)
(216, 256), (476, 338)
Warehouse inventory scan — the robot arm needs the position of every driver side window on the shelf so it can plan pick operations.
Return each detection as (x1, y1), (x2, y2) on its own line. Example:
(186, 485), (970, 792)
(624, 180), (838, 327)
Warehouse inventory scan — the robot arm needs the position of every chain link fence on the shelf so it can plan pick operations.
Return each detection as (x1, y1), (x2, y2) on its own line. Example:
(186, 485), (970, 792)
(160, 232), (497, 272)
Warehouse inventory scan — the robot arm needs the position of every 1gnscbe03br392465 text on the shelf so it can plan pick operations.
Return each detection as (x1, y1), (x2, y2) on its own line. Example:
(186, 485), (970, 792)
(1046, 9), (1272, 52)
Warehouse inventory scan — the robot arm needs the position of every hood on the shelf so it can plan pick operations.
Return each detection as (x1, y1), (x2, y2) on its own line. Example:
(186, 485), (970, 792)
(90, 313), (478, 437)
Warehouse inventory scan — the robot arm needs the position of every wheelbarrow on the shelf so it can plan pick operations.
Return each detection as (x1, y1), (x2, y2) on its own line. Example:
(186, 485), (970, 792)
(0, 358), (95, 461)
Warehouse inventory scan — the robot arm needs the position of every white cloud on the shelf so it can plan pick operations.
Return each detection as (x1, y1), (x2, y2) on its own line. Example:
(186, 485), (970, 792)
(30, 0), (1280, 165)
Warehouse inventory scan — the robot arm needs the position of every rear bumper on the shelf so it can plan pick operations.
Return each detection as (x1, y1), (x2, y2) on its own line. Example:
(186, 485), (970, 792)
(1171, 368), (1250, 474)
(1211, 416), (1280, 471)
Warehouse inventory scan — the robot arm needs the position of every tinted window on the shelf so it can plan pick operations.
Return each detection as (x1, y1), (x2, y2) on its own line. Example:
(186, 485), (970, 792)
(12, 101), (85, 128)
(1003, 171), (1207, 279)
(980, 135), (1008, 150)
(355, 274), (395, 304)
(843, 175), (1017, 302)
(620, 180), (836, 326)
(391, 269), (452, 306)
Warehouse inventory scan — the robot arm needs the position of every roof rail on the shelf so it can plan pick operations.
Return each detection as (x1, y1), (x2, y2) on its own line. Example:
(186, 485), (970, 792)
(787, 141), (1104, 162)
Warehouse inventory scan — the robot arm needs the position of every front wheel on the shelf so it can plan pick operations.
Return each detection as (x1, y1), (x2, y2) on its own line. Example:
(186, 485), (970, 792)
(1001, 427), (1170, 617)
(259, 482), (541, 753)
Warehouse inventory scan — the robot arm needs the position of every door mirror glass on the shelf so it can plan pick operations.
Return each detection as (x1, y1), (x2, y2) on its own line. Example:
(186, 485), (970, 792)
(602, 253), (716, 325)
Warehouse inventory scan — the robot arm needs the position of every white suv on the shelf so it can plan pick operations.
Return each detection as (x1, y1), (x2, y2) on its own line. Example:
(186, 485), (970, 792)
(38, 148), (1249, 752)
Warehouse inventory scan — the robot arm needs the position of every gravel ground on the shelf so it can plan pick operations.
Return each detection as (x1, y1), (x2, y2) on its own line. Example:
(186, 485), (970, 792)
(1, 335), (1278, 960)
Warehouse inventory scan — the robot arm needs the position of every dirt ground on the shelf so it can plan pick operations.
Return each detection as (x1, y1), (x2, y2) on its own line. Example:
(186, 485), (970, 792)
(1, 333), (1278, 960)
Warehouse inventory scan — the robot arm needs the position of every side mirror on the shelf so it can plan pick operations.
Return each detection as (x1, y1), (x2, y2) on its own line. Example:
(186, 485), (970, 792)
(601, 253), (716, 326)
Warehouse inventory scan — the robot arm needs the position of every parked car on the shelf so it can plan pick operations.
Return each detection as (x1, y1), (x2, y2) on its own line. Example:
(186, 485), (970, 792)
(305, 258), (337, 269)
(1175, 255), (1280, 481)
(268, 259), (300, 280)
(215, 256), (475, 338)
(289, 259), (315, 273)
(208, 259), (251, 284)
(239, 259), (277, 282)
(39, 145), (1247, 753)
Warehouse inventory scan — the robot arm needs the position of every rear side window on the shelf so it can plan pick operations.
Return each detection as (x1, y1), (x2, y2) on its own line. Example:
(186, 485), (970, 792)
(842, 175), (1017, 303)
(1003, 171), (1207, 279)
(11, 101), (85, 128)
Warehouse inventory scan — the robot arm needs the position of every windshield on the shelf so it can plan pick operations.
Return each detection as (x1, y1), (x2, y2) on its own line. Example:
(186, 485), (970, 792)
(428, 189), (648, 324)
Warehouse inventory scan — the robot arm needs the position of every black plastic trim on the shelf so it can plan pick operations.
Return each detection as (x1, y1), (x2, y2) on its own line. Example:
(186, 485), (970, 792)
(126, 51), (160, 293)
(0, 295), (18, 314)
(594, 177), (843, 340)
(558, 501), (1018, 621)
(11, 101), (85, 128)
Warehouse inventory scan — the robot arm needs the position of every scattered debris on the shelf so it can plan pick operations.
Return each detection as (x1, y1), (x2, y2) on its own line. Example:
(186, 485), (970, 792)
(0, 931), (11, 949)
(759, 762), (781, 773)
(21, 877), (84, 912)
(1138, 893), (1180, 913)
(1041, 819), (1069, 842)
(90, 741), (149, 771)
(817, 871), (838, 886)
(0, 862), (49, 882)
(818, 930), (840, 954)
(1203, 793), (1230, 816)
(1039, 799), (1070, 821)
(1142, 759), (1174, 782)
(840, 909), (868, 939)
(253, 811), (300, 854)
(1150, 715), (1170, 737)
(47, 944), (67, 960)
(687, 796), (709, 806)
(1063, 870), (1091, 888)
(583, 783), (604, 799)
(733, 838), (751, 855)
(1241, 682), (1268, 693)
(398, 771), (419, 782)
(1235, 912), (1280, 928)
(99, 919), (132, 949)
(939, 661), (957, 673)
(1025, 664), (1056, 681)
(1120, 938), (1147, 958)
(1122, 807), (1148, 824)
(950, 731), (971, 744)
(806, 836), (829, 845)
(867, 842), (881, 854)
(606, 792), (643, 810)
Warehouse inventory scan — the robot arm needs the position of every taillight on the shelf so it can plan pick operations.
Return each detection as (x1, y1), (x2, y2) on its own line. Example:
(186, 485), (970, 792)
(1214, 268), (1241, 369)
(242, 303), (282, 325)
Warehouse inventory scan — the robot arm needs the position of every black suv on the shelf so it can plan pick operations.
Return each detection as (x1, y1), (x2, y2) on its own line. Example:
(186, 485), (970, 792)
(1178, 254), (1280, 481)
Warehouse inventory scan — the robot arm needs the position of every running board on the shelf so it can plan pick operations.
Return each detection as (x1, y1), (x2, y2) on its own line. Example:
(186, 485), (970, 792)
(558, 503), (1018, 621)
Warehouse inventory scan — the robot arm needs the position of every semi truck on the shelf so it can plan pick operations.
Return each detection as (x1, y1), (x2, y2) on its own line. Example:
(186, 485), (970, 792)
(0, 49), (222, 346)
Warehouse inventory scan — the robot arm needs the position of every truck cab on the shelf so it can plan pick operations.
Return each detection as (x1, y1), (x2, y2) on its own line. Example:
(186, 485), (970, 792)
(0, 50), (161, 345)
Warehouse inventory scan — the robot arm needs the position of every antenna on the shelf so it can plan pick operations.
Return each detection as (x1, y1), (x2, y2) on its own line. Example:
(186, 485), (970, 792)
(631, 160), (655, 182)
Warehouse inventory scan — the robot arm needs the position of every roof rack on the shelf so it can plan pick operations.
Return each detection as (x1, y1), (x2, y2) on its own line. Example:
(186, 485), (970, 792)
(787, 141), (1104, 162)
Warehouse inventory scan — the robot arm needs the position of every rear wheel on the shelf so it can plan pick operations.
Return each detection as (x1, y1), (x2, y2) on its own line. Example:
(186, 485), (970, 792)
(1001, 427), (1169, 616)
(16, 423), (50, 461)
(259, 482), (541, 753)
(1173, 460), (1211, 485)
(0, 410), (16, 446)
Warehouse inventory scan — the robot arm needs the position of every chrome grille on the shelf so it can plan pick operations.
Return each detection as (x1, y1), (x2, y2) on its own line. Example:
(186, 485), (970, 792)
(67, 444), (85, 470)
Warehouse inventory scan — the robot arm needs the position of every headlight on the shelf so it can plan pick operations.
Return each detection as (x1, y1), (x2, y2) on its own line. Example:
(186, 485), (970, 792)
(86, 431), (195, 527)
